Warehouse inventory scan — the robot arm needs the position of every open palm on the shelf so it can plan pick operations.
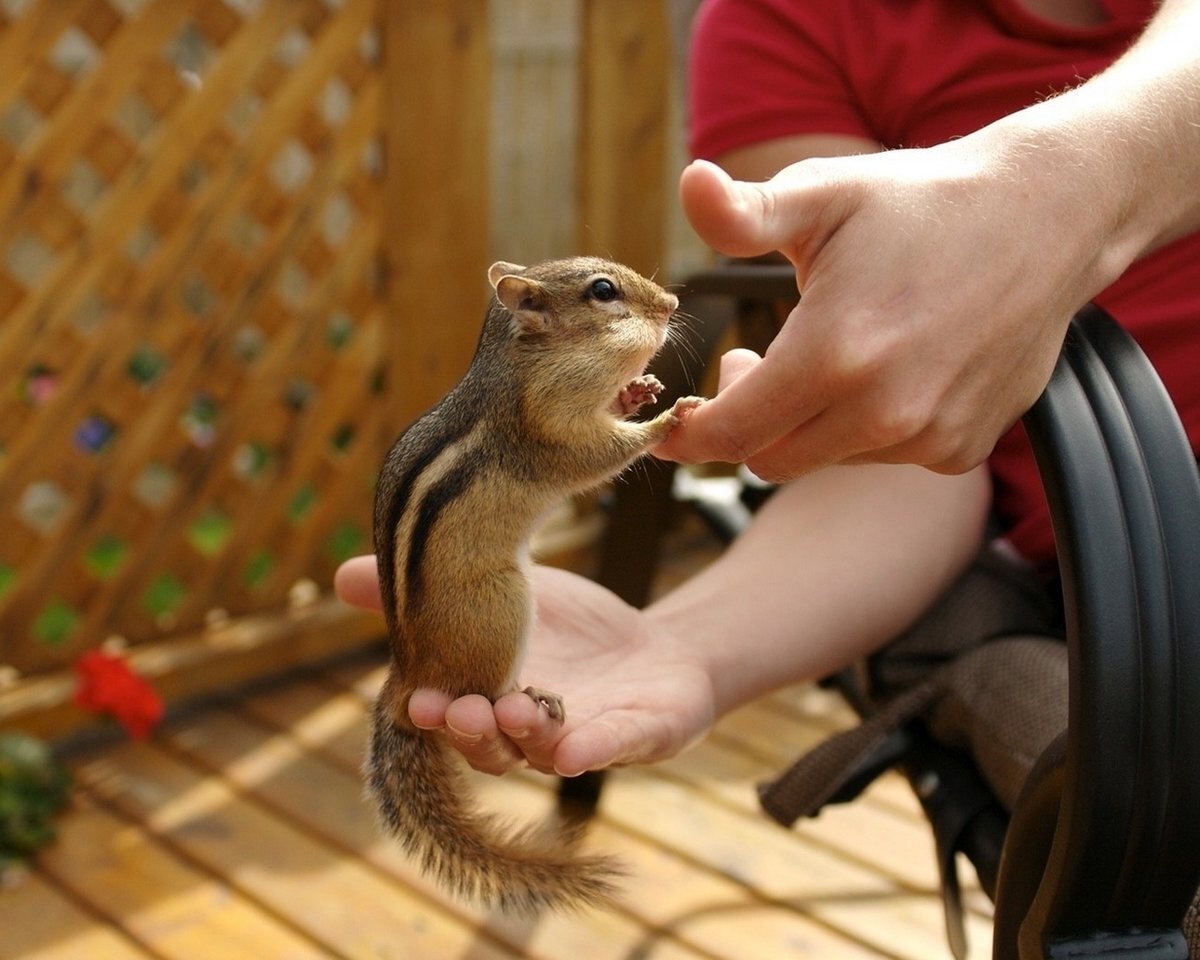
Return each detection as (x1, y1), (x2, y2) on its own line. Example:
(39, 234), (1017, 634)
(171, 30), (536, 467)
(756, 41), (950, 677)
(334, 558), (715, 777)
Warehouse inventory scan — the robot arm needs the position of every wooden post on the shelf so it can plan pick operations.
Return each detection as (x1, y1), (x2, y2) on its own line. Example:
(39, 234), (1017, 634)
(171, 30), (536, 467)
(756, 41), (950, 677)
(575, 0), (670, 276)
(383, 2), (492, 431)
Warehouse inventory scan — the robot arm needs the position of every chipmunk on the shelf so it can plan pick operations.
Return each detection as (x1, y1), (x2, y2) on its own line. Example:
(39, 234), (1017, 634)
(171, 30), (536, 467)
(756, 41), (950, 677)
(366, 256), (703, 913)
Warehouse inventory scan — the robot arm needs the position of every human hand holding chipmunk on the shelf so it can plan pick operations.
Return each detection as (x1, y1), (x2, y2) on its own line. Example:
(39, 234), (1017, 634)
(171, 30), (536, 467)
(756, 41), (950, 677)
(337, 557), (717, 777)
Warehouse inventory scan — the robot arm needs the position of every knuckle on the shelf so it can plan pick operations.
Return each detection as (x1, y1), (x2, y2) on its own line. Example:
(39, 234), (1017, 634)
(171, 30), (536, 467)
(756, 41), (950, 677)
(932, 434), (994, 475)
(684, 415), (756, 465)
(889, 413), (991, 474)
(862, 399), (934, 451)
(464, 740), (519, 777)
(745, 452), (799, 485)
(717, 428), (757, 465)
(822, 335), (890, 397)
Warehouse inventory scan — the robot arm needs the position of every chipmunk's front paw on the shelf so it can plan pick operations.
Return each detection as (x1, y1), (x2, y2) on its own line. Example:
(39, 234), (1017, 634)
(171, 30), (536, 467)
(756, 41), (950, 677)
(522, 686), (566, 723)
(617, 374), (664, 416)
(668, 395), (705, 424)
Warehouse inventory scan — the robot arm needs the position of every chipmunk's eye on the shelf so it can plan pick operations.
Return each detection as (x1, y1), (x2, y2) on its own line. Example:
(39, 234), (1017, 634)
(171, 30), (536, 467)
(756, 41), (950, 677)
(588, 278), (619, 302)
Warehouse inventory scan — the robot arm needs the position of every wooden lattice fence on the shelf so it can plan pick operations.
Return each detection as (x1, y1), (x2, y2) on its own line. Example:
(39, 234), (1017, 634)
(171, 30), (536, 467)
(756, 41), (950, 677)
(0, 0), (416, 736)
(0, 0), (671, 739)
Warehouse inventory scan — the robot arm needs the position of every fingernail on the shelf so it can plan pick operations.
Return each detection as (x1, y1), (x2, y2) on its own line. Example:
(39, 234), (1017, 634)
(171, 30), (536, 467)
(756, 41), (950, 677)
(505, 727), (531, 741)
(445, 723), (482, 744)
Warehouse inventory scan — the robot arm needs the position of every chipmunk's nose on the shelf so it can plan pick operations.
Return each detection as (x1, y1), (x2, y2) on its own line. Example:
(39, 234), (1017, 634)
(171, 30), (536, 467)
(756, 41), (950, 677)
(663, 292), (679, 316)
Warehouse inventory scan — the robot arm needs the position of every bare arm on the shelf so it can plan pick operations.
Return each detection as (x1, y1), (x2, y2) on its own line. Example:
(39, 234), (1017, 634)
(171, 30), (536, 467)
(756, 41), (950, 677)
(660, 0), (1200, 479)
(649, 463), (991, 719)
(334, 461), (989, 775)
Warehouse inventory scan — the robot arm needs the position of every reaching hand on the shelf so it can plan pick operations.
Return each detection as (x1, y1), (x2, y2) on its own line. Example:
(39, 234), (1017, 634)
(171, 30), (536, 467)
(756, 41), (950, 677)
(659, 129), (1132, 480)
(334, 556), (716, 777)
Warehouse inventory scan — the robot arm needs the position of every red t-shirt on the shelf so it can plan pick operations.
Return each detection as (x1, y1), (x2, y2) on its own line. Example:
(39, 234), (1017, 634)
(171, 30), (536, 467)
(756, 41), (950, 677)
(688, 0), (1200, 566)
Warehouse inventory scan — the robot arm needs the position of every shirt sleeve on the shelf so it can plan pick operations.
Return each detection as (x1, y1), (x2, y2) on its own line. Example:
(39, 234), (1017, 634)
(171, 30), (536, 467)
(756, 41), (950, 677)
(687, 0), (876, 161)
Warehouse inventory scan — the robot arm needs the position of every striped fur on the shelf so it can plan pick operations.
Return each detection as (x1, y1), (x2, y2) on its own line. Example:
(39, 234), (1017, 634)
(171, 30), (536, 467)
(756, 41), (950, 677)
(365, 257), (697, 912)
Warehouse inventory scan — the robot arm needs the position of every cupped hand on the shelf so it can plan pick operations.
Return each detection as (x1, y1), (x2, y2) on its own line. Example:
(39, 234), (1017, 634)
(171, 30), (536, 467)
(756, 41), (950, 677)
(334, 556), (716, 777)
(660, 128), (1130, 480)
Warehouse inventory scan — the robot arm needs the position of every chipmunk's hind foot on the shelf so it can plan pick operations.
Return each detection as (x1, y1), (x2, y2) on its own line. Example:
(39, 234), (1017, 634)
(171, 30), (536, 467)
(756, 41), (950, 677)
(522, 686), (566, 723)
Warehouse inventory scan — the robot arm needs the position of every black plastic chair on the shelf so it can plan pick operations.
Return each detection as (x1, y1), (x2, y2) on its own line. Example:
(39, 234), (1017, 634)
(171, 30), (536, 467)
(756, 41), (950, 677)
(571, 267), (1200, 958)
(992, 304), (1200, 958)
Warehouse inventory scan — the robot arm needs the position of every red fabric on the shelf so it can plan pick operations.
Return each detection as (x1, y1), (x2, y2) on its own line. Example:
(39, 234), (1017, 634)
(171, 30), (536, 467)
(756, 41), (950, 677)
(689, 0), (1200, 566)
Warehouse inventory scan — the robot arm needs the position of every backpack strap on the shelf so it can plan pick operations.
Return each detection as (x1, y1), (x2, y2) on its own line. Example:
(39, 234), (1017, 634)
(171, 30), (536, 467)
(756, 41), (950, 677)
(758, 680), (937, 825)
(757, 545), (1064, 959)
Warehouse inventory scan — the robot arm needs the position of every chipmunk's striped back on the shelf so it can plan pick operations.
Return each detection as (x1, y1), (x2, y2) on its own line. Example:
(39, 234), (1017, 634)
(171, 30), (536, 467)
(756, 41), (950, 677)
(365, 256), (694, 913)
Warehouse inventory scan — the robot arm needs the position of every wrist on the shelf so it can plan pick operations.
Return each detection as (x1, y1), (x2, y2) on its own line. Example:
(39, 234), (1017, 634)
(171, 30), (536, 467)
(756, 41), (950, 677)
(643, 600), (741, 721)
(976, 106), (1145, 293)
(979, 14), (1200, 269)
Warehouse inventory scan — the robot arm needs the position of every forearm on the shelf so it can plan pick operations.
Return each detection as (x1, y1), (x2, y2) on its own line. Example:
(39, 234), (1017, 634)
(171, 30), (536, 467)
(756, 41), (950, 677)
(646, 463), (991, 717)
(979, 0), (1200, 273)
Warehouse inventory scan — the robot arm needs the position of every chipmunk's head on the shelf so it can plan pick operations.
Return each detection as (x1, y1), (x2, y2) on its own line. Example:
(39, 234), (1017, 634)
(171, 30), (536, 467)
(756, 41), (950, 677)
(486, 257), (678, 376)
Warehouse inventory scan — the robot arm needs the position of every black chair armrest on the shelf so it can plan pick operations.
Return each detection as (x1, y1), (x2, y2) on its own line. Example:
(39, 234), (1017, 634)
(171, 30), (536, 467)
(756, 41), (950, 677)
(994, 304), (1200, 959)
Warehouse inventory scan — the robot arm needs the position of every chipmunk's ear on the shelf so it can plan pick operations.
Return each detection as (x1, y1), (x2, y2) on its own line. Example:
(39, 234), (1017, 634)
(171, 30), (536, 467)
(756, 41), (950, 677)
(487, 261), (526, 289)
(491, 268), (551, 335)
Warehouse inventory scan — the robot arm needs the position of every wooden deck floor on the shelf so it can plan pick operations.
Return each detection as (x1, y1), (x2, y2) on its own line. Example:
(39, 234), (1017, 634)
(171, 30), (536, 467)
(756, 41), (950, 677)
(3, 511), (995, 959)
(4, 653), (994, 960)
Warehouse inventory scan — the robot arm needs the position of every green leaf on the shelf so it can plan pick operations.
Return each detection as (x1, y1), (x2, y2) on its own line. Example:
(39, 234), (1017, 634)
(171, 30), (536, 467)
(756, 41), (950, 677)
(0, 733), (71, 866)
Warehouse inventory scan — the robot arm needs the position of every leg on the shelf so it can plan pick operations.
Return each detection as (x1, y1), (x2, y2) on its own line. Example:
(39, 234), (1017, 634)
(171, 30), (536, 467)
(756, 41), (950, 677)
(618, 395), (705, 449)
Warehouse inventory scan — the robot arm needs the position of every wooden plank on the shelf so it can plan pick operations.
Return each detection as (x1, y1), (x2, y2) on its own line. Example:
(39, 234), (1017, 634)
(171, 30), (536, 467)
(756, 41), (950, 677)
(34, 793), (326, 960)
(239, 674), (373, 769)
(320, 664), (991, 956)
(210, 617), (988, 956)
(316, 654), (967, 899)
(69, 740), (520, 960)
(383, 1), (491, 430)
(162, 705), (719, 960)
(0, 598), (385, 741)
(663, 731), (996, 922)
(0, 869), (153, 960)
(666, 733), (956, 894)
(306, 662), (977, 958)
(597, 765), (992, 959)
(208, 680), (889, 960)
(19, 644), (998, 960)
(322, 653), (390, 700)
(751, 690), (997, 918)
(575, 0), (671, 276)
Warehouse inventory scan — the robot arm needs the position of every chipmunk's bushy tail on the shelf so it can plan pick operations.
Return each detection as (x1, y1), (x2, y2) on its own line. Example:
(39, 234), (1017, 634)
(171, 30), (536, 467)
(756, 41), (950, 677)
(365, 695), (620, 913)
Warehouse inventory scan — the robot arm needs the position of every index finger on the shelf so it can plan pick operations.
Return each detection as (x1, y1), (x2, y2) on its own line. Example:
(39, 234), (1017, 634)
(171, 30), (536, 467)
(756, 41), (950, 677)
(655, 346), (818, 466)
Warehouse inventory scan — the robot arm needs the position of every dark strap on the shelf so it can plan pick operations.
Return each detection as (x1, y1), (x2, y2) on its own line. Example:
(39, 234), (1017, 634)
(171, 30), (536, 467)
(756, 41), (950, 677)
(760, 635), (1067, 960)
(757, 680), (936, 826)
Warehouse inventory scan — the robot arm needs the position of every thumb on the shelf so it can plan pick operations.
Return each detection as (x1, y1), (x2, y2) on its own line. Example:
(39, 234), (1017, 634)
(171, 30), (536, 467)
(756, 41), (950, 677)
(717, 348), (761, 393)
(679, 158), (834, 261)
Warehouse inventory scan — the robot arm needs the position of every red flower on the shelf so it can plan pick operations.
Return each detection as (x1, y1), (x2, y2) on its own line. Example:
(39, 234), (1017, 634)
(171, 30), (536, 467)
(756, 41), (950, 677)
(73, 650), (164, 740)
